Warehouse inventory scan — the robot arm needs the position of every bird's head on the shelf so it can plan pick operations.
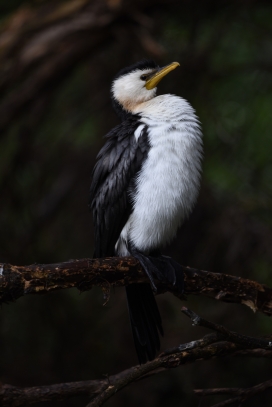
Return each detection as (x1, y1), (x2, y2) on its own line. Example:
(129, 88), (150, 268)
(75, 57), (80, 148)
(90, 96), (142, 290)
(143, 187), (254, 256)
(111, 60), (180, 118)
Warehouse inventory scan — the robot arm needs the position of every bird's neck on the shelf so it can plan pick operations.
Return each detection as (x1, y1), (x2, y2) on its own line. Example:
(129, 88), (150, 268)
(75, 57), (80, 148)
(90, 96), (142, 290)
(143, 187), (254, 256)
(112, 94), (156, 122)
(133, 94), (194, 122)
(112, 94), (194, 123)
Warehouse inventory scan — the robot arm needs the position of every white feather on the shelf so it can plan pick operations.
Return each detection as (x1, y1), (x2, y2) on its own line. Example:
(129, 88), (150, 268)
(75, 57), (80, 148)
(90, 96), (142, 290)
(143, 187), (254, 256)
(134, 124), (145, 141)
(112, 69), (157, 112)
(116, 94), (203, 256)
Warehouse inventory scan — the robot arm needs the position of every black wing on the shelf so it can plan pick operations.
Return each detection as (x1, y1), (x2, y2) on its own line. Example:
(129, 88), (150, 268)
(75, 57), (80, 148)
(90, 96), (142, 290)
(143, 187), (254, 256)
(90, 116), (149, 258)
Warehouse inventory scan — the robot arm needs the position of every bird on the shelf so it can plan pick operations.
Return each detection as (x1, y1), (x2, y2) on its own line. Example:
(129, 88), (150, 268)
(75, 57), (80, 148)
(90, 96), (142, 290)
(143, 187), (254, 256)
(89, 60), (203, 364)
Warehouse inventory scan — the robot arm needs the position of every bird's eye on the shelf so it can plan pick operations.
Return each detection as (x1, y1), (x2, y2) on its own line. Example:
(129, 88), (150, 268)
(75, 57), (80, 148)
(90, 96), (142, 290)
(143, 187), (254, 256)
(140, 74), (148, 81)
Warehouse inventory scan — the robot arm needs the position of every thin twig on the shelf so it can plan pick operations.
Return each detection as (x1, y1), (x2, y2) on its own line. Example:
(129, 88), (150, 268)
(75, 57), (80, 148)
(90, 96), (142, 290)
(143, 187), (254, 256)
(161, 332), (222, 356)
(181, 307), (272, 349)
(206, 377), (272, 407)
(210, 397), (241, 407)
(236, 348), (272, 358)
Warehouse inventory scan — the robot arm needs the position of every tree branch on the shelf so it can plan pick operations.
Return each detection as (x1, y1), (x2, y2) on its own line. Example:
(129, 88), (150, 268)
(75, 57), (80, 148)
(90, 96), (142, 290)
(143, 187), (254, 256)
(1, 307), (272, 407)
(181, 307), (272, 349)
(0, 340), (264, 407)
(0, 0), (167, 134)
(195, 378), (272, 407)
(0, 339), (233, 406)
(1, 257), (272, 318)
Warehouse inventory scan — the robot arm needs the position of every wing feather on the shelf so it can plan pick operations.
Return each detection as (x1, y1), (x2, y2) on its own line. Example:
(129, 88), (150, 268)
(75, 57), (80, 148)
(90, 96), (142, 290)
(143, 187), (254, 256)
(90, 116), (149, 258)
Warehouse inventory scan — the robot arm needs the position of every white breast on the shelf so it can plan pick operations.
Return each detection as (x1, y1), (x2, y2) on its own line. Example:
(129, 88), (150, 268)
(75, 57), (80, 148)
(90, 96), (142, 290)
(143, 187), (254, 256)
(115, 94), (203, 256)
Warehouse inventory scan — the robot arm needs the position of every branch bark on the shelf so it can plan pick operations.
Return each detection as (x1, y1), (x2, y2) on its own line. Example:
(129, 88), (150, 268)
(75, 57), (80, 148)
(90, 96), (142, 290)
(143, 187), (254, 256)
(0, 340), (238, 407)
(181, 307), (272, 349)
(1, 308), (272, 407)
(195, 378), (272, 407)
(1, 257), (272, 317)
(0, 341), (270, 407)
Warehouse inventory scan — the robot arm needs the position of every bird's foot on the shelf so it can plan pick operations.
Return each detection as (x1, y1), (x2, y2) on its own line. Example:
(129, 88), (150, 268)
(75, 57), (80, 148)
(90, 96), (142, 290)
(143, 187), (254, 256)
(130, 250), (159, 291)
(130, 248), (184, 293)
(148, 254), (184, 293)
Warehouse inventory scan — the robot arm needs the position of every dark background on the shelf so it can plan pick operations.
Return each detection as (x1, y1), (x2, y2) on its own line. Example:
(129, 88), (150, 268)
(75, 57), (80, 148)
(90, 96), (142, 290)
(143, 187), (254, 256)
(0, 1), (272, 406)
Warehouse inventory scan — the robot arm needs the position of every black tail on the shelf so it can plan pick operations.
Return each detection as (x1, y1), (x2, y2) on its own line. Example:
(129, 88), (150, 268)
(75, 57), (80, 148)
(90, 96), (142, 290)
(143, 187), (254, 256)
(126, 283), (164, 364)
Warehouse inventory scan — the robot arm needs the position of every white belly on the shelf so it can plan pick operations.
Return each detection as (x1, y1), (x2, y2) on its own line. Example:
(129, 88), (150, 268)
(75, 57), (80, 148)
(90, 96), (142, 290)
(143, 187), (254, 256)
(115, 94), (203, 256)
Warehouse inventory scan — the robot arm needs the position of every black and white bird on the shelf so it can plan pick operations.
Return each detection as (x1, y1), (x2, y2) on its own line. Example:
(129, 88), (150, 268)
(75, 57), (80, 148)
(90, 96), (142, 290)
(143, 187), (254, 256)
(90, 60), (203, 364)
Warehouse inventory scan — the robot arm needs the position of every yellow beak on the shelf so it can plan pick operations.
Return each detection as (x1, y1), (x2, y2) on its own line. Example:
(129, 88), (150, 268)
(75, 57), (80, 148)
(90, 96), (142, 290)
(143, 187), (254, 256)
(145, 62), (180, 90)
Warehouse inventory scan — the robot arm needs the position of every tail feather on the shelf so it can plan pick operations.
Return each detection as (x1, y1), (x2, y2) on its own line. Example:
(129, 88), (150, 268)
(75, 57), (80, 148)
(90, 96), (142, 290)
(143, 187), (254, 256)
(126, 283), (163, 364)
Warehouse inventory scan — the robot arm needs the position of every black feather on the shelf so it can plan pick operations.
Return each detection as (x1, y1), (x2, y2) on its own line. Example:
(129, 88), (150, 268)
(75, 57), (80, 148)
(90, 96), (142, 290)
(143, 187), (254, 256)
(114, 59), (158, 81)
(89, 115), (149, 257)
(126, 284), (163, 364)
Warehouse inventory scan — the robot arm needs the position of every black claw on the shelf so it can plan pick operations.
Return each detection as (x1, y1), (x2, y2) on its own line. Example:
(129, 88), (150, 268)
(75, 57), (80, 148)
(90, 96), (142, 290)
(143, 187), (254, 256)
(131, 251), (158, 291)
(147, 255), (175, 284)
(161, 256), (184, 293)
